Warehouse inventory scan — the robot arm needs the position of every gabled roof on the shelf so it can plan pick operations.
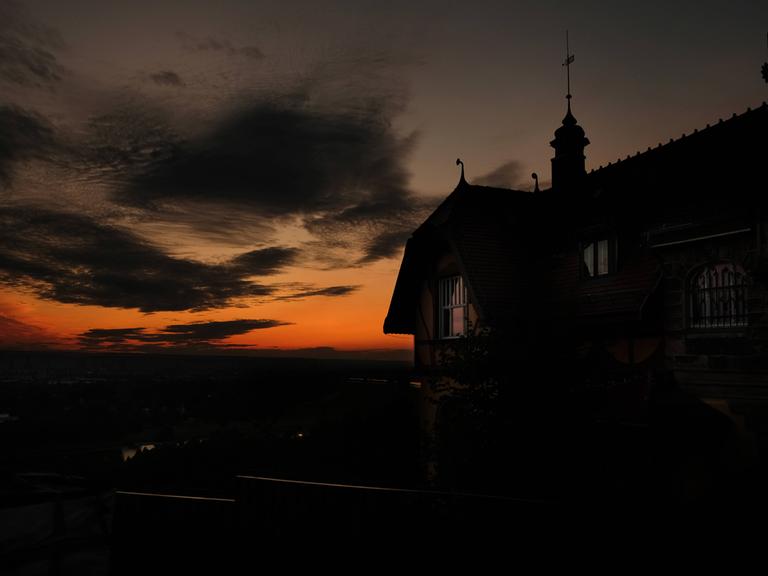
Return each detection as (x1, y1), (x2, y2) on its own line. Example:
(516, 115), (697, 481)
(384, 101), (767, 336)
(383, 180), (537, 335)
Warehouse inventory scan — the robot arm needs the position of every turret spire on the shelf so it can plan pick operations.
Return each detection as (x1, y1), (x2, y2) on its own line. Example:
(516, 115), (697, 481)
(551, 32), (589, 191)
(563, 30), (574, 106)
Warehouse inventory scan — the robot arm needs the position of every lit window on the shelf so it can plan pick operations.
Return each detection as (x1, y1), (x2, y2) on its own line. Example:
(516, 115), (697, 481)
(597, 239), (609, 275)
(583, 243), (594, 276)
(690, 263), (748, 328)
(582, 237), (615, 277)
(439, 275), (467, 338)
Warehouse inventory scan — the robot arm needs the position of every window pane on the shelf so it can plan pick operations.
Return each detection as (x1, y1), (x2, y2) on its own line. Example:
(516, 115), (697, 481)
(452, 277), (460, 305)
(439, 275), (467, 338)
(597, 239), (609, 275)
(456, 276), (466, 305)
(451, 306), (465, 337)
(690, 263), (748, 328)
(583, 243), (594, 276)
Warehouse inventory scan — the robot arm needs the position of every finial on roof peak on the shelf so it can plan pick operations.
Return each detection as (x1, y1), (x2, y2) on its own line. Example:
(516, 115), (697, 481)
(532, 172), (540, 192)
(456, 158), (466, 185)
(562, 101), (578, 126)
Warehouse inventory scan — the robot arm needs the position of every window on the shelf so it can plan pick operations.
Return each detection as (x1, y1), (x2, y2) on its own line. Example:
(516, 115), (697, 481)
(439, 275), (467, 338)
(582, 237), (616, 277)
(689, 262), (748, 328)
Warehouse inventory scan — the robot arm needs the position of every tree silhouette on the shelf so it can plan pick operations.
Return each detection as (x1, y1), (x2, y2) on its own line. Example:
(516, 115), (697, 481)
(428, 324), (506, 489)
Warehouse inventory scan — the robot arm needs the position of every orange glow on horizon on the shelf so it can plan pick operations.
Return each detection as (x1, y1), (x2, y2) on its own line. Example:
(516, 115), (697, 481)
(0, 257), (413, 354)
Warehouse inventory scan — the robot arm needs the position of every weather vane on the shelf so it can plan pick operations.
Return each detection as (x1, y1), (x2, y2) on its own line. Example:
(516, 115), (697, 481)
(563, 30), (575, 101)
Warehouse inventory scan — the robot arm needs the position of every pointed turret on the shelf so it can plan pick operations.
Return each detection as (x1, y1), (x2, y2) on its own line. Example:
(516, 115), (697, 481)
(550, 99), (589, 190)
(551, 32), (589, 191)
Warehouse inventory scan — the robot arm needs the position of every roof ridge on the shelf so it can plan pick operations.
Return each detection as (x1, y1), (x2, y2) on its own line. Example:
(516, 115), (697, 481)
(590, 101), (767, 174)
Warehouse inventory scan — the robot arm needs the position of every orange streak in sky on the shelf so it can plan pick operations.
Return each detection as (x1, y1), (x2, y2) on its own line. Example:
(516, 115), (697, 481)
(0, 258), (412, 353)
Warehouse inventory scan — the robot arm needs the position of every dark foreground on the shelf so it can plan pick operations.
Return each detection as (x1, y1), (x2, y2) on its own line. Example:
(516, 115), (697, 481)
(1, 351), (767, 572)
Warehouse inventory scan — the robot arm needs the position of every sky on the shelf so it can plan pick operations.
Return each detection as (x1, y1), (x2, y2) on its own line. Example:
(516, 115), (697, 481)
(0, 0), (766, 358)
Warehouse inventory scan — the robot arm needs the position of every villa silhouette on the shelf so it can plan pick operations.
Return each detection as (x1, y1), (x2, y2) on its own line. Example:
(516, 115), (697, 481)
(385, 93), (768, 487)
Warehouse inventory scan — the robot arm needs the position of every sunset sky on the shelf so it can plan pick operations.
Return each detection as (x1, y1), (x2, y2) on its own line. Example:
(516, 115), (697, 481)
(1, 0), (767, 358)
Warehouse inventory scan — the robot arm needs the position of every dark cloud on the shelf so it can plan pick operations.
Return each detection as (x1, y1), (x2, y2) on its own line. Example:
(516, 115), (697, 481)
(277, 285), (360, 300)
(76, 104), (180, 181)
(176, 31), (264, 59)
(101, 96), (428, 264)
(119, 100), (414, 213)
(0, 105), (57, 186)
(149, 70), (184, 87)
(0, 206), (275, 312)
(159, 319), (286, 339)
(474, 160), (529, 190)
(302, 193), (434, 266)
(0, 1), (65, 89)
(68, 43), (424, 264)
(0, 206), (357, 311)
(357, 229), (412, 264)
(77, 322), (410, 360)
(228, 247), (300, 276)
(79, 319), (288, 351)
(78, 327), (144, 343)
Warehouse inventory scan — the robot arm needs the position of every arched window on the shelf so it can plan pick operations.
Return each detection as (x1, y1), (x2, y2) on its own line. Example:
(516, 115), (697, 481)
(689, 262), (748, 328)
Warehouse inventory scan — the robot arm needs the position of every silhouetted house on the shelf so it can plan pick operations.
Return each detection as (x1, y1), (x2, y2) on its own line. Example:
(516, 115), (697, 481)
(384, 98), (768, 458)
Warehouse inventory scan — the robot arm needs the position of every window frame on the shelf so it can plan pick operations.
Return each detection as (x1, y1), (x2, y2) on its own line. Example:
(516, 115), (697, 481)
(580, 235), (618, 279)
(688, 262), (748, 330)
(438, 275), (468, 339)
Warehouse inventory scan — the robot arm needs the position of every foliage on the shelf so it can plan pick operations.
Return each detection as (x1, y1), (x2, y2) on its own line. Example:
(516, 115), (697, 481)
(427, 324), (509, 488)
(430, 324), (502, 427)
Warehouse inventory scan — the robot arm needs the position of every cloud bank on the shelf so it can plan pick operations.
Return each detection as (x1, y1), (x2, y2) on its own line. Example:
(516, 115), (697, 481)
(79, 318), (288, 352)
(0, 206), (354, 312)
